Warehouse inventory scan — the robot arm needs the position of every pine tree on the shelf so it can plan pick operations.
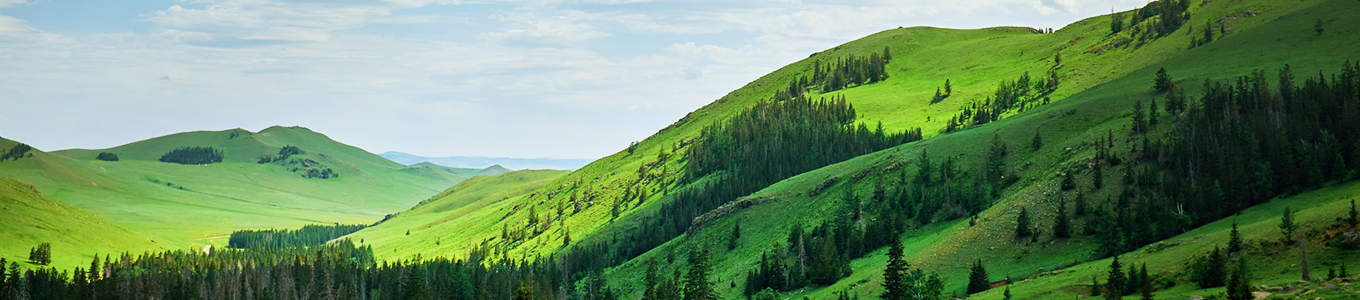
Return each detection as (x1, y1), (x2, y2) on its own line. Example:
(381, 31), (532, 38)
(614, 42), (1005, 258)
(1090, 276), (1102, 297)
(1315, 19), (1325, 36)
(1279, 207), (1297, 243)
(683, 248), (719, 300)
(1111, 12), (1125, 34)
(728, 222), (741, 251)
(1093, 162), (1104, 189)
(1348, 199), (1358, 228)
(1148, 98), (1159, 126)
(564, 228), (572, 247)
(1106, 256), (1126, 296)
(966, 259), (990, 294)
(1226, 259), (1252, 300)
(1139, 264), (1152, 298)
(1054, 199), (1071, 239)
(1154, 67), (1172, 92)
(1228, 223), (1243, 254)
(881, 232), (907, 300)
(1015, 207), (1032, 238)
(1032, 130), (1043, 151)
(945, 79), (952, 96)
(1199, 247), (1227, 288)
(1132, 99), (1146, 134)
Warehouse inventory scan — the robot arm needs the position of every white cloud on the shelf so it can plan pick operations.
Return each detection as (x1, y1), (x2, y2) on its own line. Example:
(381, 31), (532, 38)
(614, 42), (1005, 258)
(0, 0), (23, 8)
(0, 0), (1143, 158)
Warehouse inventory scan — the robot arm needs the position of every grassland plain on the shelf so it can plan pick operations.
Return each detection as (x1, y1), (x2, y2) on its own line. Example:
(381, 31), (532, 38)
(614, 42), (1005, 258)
(0, 126), (486, 254)
(353, 0), (1360, 298)
(0, 176), (165, 271)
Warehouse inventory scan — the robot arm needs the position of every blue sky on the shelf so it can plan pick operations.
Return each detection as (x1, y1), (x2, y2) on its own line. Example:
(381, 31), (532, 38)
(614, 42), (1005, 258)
(0, 0), (1141, 159)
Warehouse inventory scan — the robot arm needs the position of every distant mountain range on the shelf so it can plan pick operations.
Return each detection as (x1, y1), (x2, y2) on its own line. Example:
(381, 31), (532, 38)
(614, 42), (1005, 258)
(379, 152), (592, 170)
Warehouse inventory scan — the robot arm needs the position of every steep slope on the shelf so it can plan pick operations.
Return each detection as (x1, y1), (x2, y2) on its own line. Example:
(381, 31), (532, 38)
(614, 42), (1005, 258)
(347, 169), (569, 258)
(0, 127), (461, 249)
(358, 0), (1360, 299)
(596, 0), (1360, 299)
(0, 176), (165, 271)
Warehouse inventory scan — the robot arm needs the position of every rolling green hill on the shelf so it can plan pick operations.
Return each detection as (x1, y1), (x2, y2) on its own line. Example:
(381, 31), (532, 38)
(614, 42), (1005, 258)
(0, 176), (165, 271)
(354, 0), (1360, 299)
(347, 169), (569, 258)
(0, 126), (467, 251)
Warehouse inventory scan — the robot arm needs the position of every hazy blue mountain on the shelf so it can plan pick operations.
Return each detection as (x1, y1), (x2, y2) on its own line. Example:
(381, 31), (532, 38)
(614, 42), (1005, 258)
(380, 152), (592, 170)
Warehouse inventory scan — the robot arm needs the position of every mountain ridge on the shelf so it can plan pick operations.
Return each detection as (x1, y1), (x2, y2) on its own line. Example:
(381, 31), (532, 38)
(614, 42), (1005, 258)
(380, 151), (593, 170)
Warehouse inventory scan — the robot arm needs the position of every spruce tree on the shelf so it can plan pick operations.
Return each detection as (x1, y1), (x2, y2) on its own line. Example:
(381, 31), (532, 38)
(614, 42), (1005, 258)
(683, 248), (719, 300)
(1015, 207), (1032, 238)
(1200, 247), (1227, 288)
(945, 79), (953, 96)
(1154, 67), (1172, 92)
(1226, 259), (1252, 300)
(1111, 12), (1125, 34)
(967, 259), (990, 294)
(728, 222), (741, 250)
(1032, 130), (1043, 151)
(1279, 207), (1297, 243)
(1132, 99), (1146, 134)
(1003, 286), (1013, 300)
(1315, 19), (1325, 36)
(881, 232), (907, 300)
(1139, 264), (1152, 298)
(1106, 256), (1126, 296)
(1148, 98), (1159, 126)
(1228, 222), (1243, 254)
(1054, 199), (1071, 239)
(1090, 276), (1102, 297)
(1348, 199), (1358, 228)
(1093, 162), (1104, 189)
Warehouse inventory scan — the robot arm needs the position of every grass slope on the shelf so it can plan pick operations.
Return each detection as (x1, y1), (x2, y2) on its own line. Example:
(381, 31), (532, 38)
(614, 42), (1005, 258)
(0, 176), (165, 271)
(598, 0), (1360, 299)
(347, 169), (569, 259)
(0, 126), (462, 251)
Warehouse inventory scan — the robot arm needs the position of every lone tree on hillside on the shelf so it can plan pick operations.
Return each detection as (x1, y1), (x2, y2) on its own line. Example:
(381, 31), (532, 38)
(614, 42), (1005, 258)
(1154, 68), (1172, 92)
(1279, 207), (1298, 243)
(1031, 130), (1043, 151)
(1015, 207), (1032, 238)
(966, 259), (990, 294)
(1348, 199), (1357, 227)
(1228, 222), (1243, 254)
(1315, 19), (1325, 36)
(96, 152), (119, 162)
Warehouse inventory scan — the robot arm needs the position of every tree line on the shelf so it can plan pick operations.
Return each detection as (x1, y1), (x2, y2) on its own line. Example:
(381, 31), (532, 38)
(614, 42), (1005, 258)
(561, 94), (922, 283)
(944, 69), (1060, 133)
(1058, 62), (1360, 259)
(159, 146), (224, 165)
(1, 143), (33, 162)
(228, 224), (368, 250)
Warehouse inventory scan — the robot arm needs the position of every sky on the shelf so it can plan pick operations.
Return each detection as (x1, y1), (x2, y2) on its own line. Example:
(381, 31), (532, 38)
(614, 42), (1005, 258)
(0, 0), (1143, 159)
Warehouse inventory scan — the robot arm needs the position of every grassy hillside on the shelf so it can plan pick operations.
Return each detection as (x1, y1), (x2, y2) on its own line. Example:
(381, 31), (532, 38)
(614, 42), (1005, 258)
(0, 176), (165, 271)
(596, 0), (1360, 299)
(0, 126), (464, 250)
(354, 0), (1360, 298)
(347, 169), (569, 259)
